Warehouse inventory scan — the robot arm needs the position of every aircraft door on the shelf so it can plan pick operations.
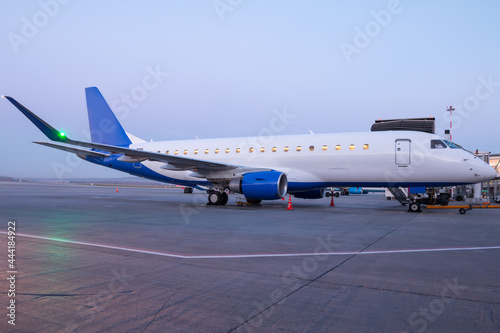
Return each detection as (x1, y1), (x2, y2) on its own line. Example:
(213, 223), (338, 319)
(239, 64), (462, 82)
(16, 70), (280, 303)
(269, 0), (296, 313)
(395, 139), (411, 166)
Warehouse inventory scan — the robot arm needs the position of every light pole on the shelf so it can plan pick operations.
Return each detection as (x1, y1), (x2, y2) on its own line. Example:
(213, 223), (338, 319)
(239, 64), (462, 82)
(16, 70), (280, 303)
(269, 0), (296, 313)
(447, 105), (455, 140)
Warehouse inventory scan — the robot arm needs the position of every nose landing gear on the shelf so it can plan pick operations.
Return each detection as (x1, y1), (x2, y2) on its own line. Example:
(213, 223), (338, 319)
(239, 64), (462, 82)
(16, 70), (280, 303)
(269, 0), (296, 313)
(408, 202), (422, 213)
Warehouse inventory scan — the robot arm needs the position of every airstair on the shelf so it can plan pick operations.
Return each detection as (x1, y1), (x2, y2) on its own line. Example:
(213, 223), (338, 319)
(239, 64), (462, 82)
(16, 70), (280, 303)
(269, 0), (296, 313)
(387, 187), (409, 205)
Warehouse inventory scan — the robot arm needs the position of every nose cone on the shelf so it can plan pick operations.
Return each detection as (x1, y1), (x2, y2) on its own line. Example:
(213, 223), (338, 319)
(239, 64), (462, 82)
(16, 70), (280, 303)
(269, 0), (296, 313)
(476, 161), (497, 181)
(469, 157), (497, 182)
(485, 166), (498, 181)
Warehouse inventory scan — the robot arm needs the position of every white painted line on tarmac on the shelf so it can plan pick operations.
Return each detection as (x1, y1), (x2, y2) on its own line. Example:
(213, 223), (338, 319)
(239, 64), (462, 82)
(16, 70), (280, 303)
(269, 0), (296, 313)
(3, 231), (500, 259)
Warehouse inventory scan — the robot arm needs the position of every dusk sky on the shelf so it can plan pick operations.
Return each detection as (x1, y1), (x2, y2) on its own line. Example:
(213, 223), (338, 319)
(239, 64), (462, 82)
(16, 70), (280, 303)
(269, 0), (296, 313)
(1, 0), (499, 178)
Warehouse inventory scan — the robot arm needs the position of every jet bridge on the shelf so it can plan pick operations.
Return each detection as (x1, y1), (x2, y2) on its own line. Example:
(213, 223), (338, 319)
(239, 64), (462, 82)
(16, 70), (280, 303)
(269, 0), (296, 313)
(371, 117), (435, 134)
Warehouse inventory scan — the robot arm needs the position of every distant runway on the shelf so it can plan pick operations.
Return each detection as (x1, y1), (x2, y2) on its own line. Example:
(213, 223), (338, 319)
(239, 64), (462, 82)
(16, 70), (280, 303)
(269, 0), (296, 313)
(0, 182), (499, 332)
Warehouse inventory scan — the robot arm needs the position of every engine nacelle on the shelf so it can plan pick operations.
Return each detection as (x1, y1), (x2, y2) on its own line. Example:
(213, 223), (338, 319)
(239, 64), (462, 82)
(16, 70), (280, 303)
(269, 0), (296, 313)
(292, 188), (325, 199)
(229, 171), (287, 200)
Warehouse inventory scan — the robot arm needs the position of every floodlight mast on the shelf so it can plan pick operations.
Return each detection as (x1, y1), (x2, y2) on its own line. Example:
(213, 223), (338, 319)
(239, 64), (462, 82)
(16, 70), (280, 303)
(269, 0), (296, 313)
(447, 105), (455, 141)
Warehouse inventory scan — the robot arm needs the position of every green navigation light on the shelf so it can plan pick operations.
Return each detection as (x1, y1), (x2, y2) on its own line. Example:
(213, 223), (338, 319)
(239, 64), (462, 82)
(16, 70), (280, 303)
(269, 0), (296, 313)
(59, 132), (66, 138)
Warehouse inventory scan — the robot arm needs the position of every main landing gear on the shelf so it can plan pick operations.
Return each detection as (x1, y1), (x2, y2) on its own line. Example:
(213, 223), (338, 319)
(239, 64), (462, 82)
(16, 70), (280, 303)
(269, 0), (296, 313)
(207, 190), (229, 206)
(246, 199), (262, 205)
(206, 190), (263, 206)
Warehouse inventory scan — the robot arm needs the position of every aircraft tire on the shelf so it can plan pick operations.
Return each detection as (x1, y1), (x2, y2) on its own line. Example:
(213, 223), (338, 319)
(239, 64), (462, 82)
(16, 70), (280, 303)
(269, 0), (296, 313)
(408, 202), (421, 213)
(208, 191), (222, 205)
(221, 192), (229, 205)
(247, 199), (262, 205)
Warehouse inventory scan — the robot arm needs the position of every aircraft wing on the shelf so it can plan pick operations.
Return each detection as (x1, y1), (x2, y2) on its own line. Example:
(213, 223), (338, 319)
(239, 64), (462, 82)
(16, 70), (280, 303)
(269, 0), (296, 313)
(51, 139), (237, 171)
(34, 141), (111, 158)
(3, 95), (238, 173)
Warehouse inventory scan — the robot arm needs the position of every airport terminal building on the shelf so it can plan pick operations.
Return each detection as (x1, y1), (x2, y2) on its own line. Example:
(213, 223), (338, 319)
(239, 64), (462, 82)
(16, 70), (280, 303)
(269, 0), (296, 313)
(487, 153), (500, 199)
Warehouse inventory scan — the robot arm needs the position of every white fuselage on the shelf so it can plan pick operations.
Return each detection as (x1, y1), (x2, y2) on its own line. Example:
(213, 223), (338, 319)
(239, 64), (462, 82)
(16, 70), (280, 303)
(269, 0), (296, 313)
(121, 130), (495, 190)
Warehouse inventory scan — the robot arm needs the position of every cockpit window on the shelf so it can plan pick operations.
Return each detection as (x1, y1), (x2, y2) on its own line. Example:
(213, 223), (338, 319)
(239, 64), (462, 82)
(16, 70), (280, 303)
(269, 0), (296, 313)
(431, 140), (447, 149)
(443, 140), (460, 149)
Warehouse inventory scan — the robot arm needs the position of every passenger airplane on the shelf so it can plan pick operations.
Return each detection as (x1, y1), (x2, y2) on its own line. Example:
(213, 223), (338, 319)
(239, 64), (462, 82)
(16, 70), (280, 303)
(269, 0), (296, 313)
(3, 87), (496, 210)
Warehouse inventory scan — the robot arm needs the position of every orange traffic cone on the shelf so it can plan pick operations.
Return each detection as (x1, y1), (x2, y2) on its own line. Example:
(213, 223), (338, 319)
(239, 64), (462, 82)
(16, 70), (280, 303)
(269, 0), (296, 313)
(286, 195), (293, 210)
(116, 188), (119, 193)
(330, 195), (335, 207)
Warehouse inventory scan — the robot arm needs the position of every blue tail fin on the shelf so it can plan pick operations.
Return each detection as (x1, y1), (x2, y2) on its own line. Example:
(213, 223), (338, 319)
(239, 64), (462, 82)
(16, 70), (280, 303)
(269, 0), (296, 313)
(85, 87), (131, 147)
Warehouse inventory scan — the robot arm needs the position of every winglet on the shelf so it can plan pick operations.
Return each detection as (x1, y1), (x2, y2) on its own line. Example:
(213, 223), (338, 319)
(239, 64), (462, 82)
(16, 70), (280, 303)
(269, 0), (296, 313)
(3, 96), (68, 142)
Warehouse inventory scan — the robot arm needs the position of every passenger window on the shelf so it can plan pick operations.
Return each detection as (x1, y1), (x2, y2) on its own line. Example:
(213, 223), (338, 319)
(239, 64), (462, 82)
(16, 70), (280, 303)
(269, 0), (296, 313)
(335, 145), (341, 151)
(322, 145), (327, 151)
(194, 149), (198, 154)
(296, 146), (302, 152)
(272, 147), (277, 152)
(284, 146), (290, 152)
(204, 149), (209, 154)
(260, 147), (265, 152)
(249, 147), (254, 153)
(225, 148), (230, 153)
(349, 144), (355, 150)
(309, 146), (314, 151)
(363, 144), (369, 150)
(184, 150), (188, 155)
(157, 150), (160, 153)
(236, 148), (241, 153)
(431, 140), (447, 149)
(165, 150), (169, 154)
(174, 150), (179, 155)
(215, 148), (220, 154)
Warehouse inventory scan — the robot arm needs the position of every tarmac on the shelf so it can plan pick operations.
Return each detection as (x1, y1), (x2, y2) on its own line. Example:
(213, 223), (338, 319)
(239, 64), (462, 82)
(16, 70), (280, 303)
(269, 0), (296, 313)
(0, 181), (499, 332)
